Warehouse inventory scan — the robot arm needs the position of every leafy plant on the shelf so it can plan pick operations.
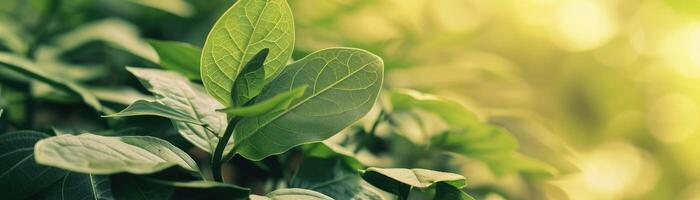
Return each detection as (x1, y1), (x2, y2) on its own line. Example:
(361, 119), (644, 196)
(0, 0), (560, 199)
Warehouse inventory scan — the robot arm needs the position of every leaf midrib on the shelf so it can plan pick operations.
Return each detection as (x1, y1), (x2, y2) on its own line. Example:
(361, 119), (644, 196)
(234, 59), (375, 147)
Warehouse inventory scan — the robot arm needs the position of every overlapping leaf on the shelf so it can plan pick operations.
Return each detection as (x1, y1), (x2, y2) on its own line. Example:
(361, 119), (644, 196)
(34, 133), (199, 174)
(37, 173), (114, 200)
(149, 40), (201, 80)
(361, 167), (473, 200)
(291, 157), (383, 200)
(201, 0), (295, 106)
(232, 48), (384, 160)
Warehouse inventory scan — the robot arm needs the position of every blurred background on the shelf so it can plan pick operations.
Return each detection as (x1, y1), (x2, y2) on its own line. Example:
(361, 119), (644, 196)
(1, 0), (699, 199)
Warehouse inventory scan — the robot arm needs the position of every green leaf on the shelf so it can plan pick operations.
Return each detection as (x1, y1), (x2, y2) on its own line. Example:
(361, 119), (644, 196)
(148, 39), (201, 80)
(53, 18), (158, 63)
(250, 188), (333, 200)
(34, 133), (199, 174)
(360, 167), (467, 199)
(0, 131), (68, 200)
(0, 109), (3, 118)
(291, 157), (383, 200)
(126, 67), (229, 153)
(111, 174), (172, 200)
(127, 0), (194, 17)
(231, 48), (269, 107)
(390, 89), (480, 128)
(105, 99), (203, 125)
(302, 142), (363, 170)
(201, 0), (295, 106)
(232, 48), (384, 160)
(218, 85), (306, 117)
(37, 173), (114, 200)
(87, 86), (151, 105)
(0, 52), (103, 112)
(434, 182), (475, 200)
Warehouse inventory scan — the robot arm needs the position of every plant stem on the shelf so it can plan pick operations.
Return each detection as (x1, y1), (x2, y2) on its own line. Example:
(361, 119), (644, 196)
(354, 109), (385, 153)
(211, 116), (242, 182)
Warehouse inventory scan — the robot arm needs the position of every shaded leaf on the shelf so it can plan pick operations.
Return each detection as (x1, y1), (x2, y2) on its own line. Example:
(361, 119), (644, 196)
(231, 48), (268, 107)
(250, 188), (333, 200)
(232, 48), (383, 161)
(34, 133), (199, 174)
(149, 39), (201, 80)
(434, 182), (475, 200)
(201, 0), (295, 106)
(37, 173), (114, 200)
(218, 85), (306, 117)
(127, 0), (194, 17)
(302, 142), (363, 170)
(291, 157), (383, 200)
(0, 52), (102, 112)
(111, 174), (172, 200)
(0, 131), (67, 200)
(146, 179), (250, 200)
(360, 167), (468, 199)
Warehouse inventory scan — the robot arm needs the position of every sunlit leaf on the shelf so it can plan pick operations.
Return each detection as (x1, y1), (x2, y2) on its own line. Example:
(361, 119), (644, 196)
(0, 131), (67, 200)
(232, 48), (384, 160)
(149, 39), (201, 80)
(201, 0), (295, 106)
(218, 85), (306, 117)
(360, 167), (472, 199)
(34, 133), (199, 174)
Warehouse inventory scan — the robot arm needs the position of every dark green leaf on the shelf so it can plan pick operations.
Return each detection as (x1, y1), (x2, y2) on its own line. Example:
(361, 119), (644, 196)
(291, 157), (383, 200)
(201, 0), (295, 106)
(0, 131), (68, 200)
(233, 48), (384, 161)
(34, 133), (199, 174)
(231, 48), (268, 107)
(302, 142), (363, 170)
(149, 40), (201, 80)
(360, 167), (468, 199)
(111, 174), (172, 200)
(146, 178), (250, 200)
(434, 182), (475, 200)
(37, 173), (114, 200)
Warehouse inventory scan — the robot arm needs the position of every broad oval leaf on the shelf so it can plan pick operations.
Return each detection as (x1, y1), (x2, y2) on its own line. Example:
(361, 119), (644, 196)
(291, 157), (383, 200)
(233, 48), (384, 160)
(360, 167), (471, 199)
(126, 67), (230, 153)
(149, 40), (202, 80)
(0, 131), (68, 200)
(218, 85), (306, 117)
(34, 133), (199, 174)
(201, 0), (295, 106)
(37, 173), (114, 200)
(250, 188), (333, 200)
(105, 99), (203, 125)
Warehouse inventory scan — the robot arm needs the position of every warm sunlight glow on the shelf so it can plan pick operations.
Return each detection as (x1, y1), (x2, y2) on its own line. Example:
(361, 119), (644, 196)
(550, 0), (616, 51)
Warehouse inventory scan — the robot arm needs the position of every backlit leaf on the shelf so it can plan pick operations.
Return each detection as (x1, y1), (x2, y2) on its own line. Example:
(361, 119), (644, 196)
(149, 40), (201, 80)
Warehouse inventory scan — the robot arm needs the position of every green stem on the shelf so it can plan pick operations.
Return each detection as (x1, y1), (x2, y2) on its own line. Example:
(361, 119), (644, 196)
(354, 109), (386, 153)
(211, 116), (242, 182)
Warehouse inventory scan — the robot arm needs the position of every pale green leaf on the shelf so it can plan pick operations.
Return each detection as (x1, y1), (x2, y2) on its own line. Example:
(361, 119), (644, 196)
(291, 157), (383, 200)
(201, 0), (295, 106)
(250, 188), (333, 200)
(126, 67), (230, 153)
(105, 99), (203, 125)
(218, 85), (306, 117)
(127, 0), (195, 17)
(0, 52), (102, 112)
(37, 173), (114, 200)
(360, 167), (469, 199)
(53, 18), (158, 63)
(390, 89), (480, 128)
(232, 48), (384, 160)
(0, 131), (68, 200)
(148, 39), (201, 80)
(87, 86), (151, 105)
(34, 133), (199, 174)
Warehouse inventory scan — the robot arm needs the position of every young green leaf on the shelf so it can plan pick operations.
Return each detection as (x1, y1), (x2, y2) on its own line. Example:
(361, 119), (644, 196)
(0, 131), (68, 200)
(232, 48), (384, 161)
(201, 0), (295, 106)
(37, 173), (114, 200)
(218, 85), (306, 117)
(360, 167), (469, 199)
(0, 52), (103, 112)
(149, 39), (202, 80)
(126, 67), (230, 153)
(53, 18), (158, 63)
(231, 48), (269, 107)
(105, 99), (203, 125)
(291, 157), (383, 200)
(250, 188), (333, 200)
(302, 142), (364, 170)
(34, 133), (199, 174)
